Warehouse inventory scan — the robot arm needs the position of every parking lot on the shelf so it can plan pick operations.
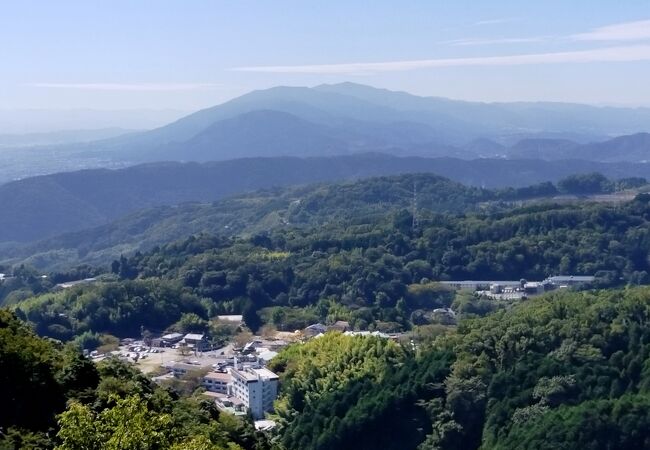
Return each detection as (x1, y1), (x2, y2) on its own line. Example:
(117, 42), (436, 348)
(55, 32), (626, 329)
(110, 342), (234, 374)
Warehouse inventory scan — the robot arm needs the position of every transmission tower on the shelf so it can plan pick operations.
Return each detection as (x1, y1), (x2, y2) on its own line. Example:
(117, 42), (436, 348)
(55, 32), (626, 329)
(412, 181), (419, 232)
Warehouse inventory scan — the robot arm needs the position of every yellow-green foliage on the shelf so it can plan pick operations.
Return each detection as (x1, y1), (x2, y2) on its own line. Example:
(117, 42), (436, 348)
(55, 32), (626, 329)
(421, 286), (650, 450)
(269, 333), (404, 417)
(253, 250), (290, 261)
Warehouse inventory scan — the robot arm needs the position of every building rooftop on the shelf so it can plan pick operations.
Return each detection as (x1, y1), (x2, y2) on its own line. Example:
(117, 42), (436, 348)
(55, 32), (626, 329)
(217, 315), (243, 323)
(258, 350), (278, 362)
(254, 419), (277, 431)
(151, 372), (175, 383)
(252, 367), (279, 380)
(203, 391), (246, 407)
(163, 360), (203, 371)
(204, 371), (231, 382)
(305, 323), (328, 332)
(547, 275), (595, 282)
(162, 332), (184, 340)
(225, 396), (245, 407)
(440, 280), (521, 286)
(202, 391), (223, 400)
(184, 333), (205, 341)
(232, 367), (260, 382)
(344, 330), (391, 339)
(55, 278), (97, 289)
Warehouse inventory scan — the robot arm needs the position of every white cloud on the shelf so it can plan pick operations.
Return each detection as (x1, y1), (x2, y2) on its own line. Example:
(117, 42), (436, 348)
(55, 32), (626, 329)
(474, 18), (519, 26)
(443, 36), (548, 46)
(25, 82), (223, 91)
(444, 19), (650, 49)
(232, 44), (650, 75)
(572, 19), (650, 42)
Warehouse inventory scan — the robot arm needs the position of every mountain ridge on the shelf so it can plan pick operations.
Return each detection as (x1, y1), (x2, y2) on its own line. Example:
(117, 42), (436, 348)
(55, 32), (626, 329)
(4, 153), (650, 243)
(81, 83), (650, 163)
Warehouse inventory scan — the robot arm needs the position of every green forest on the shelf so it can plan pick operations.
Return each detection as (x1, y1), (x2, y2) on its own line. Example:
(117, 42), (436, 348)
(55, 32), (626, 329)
(0, 309), (270, 450)
(265, 286), (650, 449)
(4, 172), (650, 449)
(8, 287), (650, 449)
(3, 171), (641, 272)
(11, 185), (650, 342)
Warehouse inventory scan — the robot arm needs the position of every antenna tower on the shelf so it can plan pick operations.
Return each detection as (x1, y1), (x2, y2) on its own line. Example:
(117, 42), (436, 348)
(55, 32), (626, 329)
(412, 181), (419, 232)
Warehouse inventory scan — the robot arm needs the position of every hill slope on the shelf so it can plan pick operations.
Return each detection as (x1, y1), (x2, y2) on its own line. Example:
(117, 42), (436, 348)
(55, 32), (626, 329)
(4, 169), (649, 272)
(151, 110), (352, 161)
(508, 133), (650, 162)
(3, 153), (650, 244)
(86, 83), (650, 163)
(266, 287), (650, 450)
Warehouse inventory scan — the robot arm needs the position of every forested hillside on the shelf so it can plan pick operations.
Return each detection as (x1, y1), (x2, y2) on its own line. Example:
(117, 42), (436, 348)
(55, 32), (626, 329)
(4, 171), (644, 271)
(268, 333), (453, 450)
(0, 309), (268, 450)
(6, 170), (650, 450)
(9, 286), (650, 449)
(269, 287), (650, 449)
(6, 174), (650, 449)
(3, 152), (650, 245)
(12, 187), (650, 342)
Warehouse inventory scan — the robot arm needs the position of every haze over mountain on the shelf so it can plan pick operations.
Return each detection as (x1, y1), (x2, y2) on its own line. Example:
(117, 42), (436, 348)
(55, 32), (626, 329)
(0, 128), (136, 148)
(0, 108), (185, 134)
(507, 133), (650, 162)
(2, 83), (650, 186)
(2, 153), (650, 246)
(88, 83), (650, 163)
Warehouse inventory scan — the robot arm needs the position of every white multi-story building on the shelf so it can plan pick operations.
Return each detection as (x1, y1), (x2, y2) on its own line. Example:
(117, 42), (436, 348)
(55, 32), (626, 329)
(202, 371), (231, 394)
(230, 367), (279, 419)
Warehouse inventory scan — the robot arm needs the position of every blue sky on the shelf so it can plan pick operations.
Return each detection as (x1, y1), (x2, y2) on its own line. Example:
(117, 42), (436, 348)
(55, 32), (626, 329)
(2, 0), (650, 111)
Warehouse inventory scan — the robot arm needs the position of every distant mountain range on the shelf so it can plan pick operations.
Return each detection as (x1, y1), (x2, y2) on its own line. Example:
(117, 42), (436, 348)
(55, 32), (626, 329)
(508, 133), (650, 162)
(2, 153), (650, 245)
(81, 83), (650, 163)
(3, 83), (650, 265)
(2, 83), (650, 186)
(2, 172), (490, 270)
(2, 168), (646, 272)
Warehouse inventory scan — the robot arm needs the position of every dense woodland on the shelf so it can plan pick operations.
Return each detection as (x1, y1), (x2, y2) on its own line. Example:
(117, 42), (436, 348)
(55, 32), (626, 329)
(2, 171), (644, 271)
(267, 333), (454, 450)
(267, 287), (650, 449)
(4, 172), (650, 449)
(0, 309), (269, 450)
(11, 180), (650, 342)
(8, 286), (650, 449)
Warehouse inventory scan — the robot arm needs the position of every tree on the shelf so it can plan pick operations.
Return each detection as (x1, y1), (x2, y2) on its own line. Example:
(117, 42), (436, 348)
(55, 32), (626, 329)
(242, 306), (262, 332)
(173, 313), (209, 333)
(557, 172), (613, 195)
(233, 330), (254, 349)
(55, 395), (174, 450)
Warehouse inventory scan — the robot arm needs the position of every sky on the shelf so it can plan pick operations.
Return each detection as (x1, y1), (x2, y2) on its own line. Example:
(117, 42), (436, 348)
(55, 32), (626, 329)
(2, 0), (650, 118)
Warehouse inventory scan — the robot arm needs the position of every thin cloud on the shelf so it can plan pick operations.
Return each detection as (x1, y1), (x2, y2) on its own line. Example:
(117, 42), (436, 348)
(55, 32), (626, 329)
(444, 19), (650, 48)
(232, 44), (650, 75)
(474, 18), (520, 26)
(25, 82), (223, 91)
(572, 19), (650, 41)
(443, 36), (548, 46)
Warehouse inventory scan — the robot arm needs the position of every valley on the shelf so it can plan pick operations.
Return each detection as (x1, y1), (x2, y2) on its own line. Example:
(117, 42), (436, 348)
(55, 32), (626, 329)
(3, 28), (650, 447)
